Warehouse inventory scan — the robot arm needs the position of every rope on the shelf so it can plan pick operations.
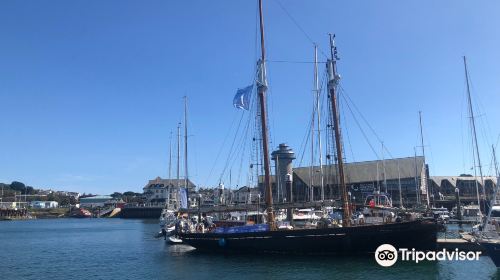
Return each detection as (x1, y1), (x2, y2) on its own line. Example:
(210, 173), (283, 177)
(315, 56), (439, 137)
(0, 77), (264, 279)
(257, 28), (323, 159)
(339, 87), (380, 159)
(271, 0), (329, 59)
(203, 109), (243, 186)
(268, 60), (327, 64)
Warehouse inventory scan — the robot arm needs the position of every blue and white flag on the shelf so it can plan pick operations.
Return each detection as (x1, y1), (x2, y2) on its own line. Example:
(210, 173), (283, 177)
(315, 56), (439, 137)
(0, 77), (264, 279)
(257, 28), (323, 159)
(179, 187), (188, 209)
(233, 85), (253, 110)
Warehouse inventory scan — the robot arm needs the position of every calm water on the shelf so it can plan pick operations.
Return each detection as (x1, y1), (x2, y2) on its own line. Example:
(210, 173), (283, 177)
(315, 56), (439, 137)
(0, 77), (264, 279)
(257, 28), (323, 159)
(1, 219), (499, 280)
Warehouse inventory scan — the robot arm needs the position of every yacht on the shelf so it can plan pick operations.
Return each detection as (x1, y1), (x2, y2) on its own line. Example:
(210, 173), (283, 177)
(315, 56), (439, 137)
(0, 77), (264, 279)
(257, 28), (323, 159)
(292, 208), (321, 228)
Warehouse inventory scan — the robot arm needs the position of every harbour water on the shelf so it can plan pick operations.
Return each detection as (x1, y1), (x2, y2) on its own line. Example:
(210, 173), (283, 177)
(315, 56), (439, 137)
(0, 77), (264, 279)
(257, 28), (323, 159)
(1, 219), (499, 280)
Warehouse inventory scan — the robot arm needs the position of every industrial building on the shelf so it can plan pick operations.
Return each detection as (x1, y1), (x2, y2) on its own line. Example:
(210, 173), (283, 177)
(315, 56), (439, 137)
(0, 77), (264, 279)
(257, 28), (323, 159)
(261, 143), (497, 207)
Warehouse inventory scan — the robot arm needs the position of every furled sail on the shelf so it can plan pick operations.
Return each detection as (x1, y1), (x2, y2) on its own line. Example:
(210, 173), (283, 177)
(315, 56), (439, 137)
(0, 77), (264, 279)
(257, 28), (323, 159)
(179, 187), (188, 209)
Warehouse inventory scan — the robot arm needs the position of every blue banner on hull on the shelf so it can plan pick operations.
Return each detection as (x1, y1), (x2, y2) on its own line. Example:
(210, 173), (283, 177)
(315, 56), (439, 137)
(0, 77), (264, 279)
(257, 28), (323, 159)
(214, 224), (269, 234)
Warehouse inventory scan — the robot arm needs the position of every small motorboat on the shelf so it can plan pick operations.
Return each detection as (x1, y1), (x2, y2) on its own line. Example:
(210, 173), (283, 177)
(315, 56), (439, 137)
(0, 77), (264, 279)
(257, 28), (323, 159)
(168, 236), (183, 245)
(71, 208), (92, 218)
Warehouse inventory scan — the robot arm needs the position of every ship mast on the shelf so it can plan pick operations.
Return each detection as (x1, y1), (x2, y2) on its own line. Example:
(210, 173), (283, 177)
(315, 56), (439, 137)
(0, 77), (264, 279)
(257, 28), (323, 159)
(327, 34), (351, 227)
(257, 0), (275, 229)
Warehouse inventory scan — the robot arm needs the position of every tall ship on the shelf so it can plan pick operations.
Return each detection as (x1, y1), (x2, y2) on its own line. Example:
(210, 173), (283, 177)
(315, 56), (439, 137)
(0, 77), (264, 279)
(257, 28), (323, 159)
(177, 0), (437, 254)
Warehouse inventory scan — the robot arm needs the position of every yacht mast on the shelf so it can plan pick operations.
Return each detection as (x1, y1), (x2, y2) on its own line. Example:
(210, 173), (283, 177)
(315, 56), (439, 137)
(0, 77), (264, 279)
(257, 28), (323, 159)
(176, 122), (181, 210)
(327, 34), (351, 227)
(397, 162), (403, 208)
(310, 103), (315, 202)
(484, 145), (499, 229)
(464, 56), (485, 212)
(309, 104), (315, 202)
(382, 142), (387, 193)
(314, 45), (325, 202)
(310, 50), (315, 202)
(257, 0), (275, 229)
(168, 131), (172, 208)
(184, 96), (189, 203)
(419, 111), (430, 208)
(414, 147), (421, 205)
(376, 161), (380, 192)
(169, 131), (172, 180)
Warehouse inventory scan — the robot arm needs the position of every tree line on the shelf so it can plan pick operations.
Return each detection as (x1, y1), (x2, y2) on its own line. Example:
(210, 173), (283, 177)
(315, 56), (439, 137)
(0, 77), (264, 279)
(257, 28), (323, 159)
(1, 181), (145, 205)
(1, 181), (76, 206)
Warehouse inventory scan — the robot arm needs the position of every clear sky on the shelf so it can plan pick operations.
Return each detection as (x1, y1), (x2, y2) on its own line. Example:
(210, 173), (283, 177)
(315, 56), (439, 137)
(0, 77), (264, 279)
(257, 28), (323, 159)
(1, 0), (499, 194)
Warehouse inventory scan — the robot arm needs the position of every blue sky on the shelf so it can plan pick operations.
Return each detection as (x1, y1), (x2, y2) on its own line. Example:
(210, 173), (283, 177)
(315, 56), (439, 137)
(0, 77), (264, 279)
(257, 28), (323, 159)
(1, 0), (499, 194)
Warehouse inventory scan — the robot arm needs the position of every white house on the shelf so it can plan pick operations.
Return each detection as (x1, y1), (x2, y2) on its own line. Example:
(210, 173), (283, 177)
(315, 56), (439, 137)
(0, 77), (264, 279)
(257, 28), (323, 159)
(143, 177), (197, 207)
(30, 201), (59, 209)
(233, 186), (261, 204)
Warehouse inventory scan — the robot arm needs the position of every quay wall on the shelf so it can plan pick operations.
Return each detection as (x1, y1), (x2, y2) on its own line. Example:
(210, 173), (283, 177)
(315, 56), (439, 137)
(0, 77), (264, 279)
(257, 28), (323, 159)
(120, 206), (163, 219)
(0, 208), (29, 219)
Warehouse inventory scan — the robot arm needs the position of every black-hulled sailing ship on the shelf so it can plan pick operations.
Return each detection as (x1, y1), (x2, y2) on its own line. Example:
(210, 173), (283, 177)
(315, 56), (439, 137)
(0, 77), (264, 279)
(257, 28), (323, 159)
(177, 0), (437, 254)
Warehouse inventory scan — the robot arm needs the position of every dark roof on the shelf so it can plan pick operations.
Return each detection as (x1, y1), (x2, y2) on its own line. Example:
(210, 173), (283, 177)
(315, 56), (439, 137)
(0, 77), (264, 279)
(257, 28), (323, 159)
(234, 186), (260, 193)
(430, 176), (497, 188)
(294, 156), (425, 186)
(143, 177), (197, 189)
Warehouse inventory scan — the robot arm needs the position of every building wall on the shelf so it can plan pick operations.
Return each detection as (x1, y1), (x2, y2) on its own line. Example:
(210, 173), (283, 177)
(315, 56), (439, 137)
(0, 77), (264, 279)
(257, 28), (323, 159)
(270, 177), (420, 205)
(233, 188), (261, 204)
(31, 201), (59, 209)
(284, 174), (496, 206)
(142, 178), (197, 208)
(428, 178), (496, 200)
(79, 196), (114, 208)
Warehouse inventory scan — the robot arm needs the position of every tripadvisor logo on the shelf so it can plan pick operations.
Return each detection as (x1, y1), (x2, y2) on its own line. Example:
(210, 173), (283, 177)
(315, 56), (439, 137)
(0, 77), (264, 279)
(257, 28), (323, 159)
(375, 244), (398, 267)
(374, 244), (482, 267)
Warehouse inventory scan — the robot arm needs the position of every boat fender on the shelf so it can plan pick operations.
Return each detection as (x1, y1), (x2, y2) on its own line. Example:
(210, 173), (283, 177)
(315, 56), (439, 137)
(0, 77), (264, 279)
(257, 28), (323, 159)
(218, 238), (226, 247)
(369, 199), (375, 208)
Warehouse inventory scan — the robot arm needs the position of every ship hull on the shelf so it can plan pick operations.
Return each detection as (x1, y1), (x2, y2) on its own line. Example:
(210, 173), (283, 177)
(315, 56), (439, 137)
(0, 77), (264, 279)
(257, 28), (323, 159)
(179, 220), (437, 254)
(480, 241), (500, 267)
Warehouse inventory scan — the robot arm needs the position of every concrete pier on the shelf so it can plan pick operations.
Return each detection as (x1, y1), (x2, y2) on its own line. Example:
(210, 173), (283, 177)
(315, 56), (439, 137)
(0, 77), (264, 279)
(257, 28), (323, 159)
(437, 238), (485, 253)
